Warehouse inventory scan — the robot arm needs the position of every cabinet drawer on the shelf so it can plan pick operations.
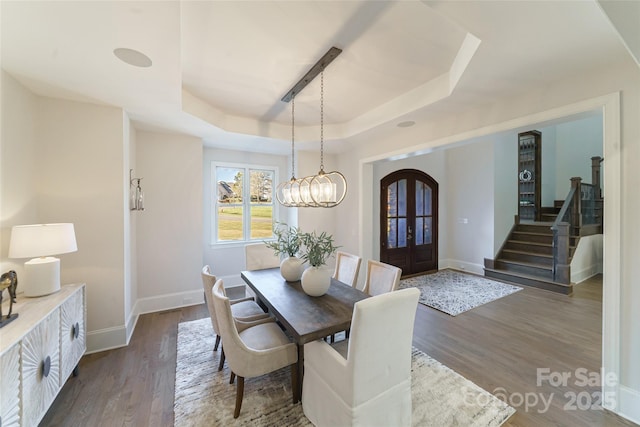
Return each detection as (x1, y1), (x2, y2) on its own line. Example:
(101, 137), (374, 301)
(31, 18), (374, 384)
(0, 342), (21, 427)
(21, 309), (60, 427)
(60, 287), (85, 382)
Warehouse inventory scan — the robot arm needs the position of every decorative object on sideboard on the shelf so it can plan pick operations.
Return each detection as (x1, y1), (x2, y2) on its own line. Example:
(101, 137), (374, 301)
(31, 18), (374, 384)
(276, 46), (347, 208)
(8, 223), (78, 297)
(130, 168), (145, 211)
(264, 222), (305, 282)
(0, 270), (19, 327)
(299, 230), (339, 296)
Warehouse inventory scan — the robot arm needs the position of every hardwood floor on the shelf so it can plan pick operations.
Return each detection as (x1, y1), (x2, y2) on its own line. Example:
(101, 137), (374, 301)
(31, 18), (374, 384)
(42, 275), (637, 426)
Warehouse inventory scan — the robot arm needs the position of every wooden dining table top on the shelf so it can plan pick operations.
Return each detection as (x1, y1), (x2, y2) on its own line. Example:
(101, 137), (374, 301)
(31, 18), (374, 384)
(240, 267), (369, 344)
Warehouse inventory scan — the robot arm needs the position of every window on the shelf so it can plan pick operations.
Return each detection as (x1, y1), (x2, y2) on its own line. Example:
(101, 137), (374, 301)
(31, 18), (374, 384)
(212, 163), (277, 243)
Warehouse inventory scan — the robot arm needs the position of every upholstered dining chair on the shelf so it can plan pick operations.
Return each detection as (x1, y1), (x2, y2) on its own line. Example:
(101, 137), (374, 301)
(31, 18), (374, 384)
(201, 265), (269, 371)
(362, 260), (402, 296)
(302, 287), (420, 427)
(212, 279), (299, 418)
(245, 242), (281, 271)
(333, 251), (362, 288)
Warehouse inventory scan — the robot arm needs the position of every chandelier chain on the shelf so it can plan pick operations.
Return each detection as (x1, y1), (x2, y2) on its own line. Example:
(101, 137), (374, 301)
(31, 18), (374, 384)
(291, 95), (295, 179)
(320, 70), (324, 171)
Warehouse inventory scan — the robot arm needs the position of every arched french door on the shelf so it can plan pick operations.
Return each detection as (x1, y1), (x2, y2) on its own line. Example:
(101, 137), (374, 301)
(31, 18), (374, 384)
(380, 169), (438, 276)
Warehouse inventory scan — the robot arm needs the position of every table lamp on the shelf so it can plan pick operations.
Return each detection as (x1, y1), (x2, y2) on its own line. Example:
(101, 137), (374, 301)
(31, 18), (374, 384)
(8, 223), (78, 297)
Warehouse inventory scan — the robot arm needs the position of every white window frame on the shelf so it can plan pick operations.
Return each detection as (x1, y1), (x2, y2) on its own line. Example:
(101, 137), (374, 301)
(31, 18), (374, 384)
(211, 161), (279, 245)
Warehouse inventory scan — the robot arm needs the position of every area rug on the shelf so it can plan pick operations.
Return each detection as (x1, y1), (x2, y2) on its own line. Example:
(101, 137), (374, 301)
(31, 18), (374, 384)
(398, 269), (522, 316)
(174, 318), (515, 426)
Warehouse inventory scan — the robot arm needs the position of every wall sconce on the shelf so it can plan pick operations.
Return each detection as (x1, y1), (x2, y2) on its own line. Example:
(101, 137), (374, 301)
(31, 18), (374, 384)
(130, 169), (144, 211)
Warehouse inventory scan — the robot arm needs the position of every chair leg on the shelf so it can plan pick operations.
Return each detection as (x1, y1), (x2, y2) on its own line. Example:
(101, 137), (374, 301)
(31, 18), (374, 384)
(291, 363), (299, 404)
(330, 334), (335, 343)
(234, 376), (244, 419)
(218, 347), (225, 371)
(230, 372), (235, 384)
(345, 328), (350, 339)
(213, 335), (221, 352)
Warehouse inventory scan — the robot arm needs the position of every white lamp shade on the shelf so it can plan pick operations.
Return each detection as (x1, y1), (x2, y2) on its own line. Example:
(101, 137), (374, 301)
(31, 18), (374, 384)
(9, 223), (78, 259)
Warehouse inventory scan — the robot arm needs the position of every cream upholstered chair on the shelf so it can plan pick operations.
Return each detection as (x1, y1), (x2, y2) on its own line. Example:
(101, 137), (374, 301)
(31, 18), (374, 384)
(333, 251), (362, 288)
(201, 265), (269, 370)
(245, 242), (281, 271)
(362, 260), (402, 296)
(302, 287), (420, 427)
(212, 279), (299, 418)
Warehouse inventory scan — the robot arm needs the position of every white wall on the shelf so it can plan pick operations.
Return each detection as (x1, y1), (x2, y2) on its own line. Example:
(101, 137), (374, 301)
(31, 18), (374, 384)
(135, 132), (203, 311)
(540, 126), (558, 207)
(493, 133), (518, 254)
(571, 234), (603, 283)
(0, 72), (39, 275)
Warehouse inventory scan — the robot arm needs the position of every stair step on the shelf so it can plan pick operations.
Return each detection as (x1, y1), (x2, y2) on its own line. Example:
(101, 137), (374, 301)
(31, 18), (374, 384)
(484, 268), (572, 295)
(515, 223), (554, 234)
(511, 231), (554, 244)
(495, 259), (553, 278)
(505, 240), (553, 255)
(501, 249), (553, 266)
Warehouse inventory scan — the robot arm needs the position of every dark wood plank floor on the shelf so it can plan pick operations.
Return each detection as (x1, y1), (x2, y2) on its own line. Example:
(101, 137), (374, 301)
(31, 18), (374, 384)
(42, 275), (637, 427)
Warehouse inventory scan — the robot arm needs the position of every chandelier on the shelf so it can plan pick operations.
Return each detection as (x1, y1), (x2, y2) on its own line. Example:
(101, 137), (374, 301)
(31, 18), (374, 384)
(276, 47), (347, 208)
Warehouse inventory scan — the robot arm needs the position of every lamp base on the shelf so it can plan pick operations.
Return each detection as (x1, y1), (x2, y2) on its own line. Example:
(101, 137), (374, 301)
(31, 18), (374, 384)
(24, 257), (61, 297)
(0, 313), (19, 328)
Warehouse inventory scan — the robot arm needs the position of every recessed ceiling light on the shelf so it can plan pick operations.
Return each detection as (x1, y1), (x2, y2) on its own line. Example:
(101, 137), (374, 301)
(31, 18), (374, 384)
(397, 120), (415, 128)
(113, 48), (152, 68)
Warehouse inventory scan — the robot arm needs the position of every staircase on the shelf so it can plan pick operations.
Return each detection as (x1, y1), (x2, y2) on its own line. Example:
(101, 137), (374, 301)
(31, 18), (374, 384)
(484, 202), (576, 294)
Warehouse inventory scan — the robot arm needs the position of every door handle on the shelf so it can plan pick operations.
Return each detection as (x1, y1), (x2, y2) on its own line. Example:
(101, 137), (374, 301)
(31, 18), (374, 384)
(407, 225), (413, 240)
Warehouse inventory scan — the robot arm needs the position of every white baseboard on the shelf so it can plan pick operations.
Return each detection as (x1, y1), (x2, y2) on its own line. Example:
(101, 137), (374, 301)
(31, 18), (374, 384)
(86, 280), (249, 354)
(571, 263), (603, 284)
(617, 384), (640, 425)
(439, 259), (485, 276)
(86, 325), (128, 354)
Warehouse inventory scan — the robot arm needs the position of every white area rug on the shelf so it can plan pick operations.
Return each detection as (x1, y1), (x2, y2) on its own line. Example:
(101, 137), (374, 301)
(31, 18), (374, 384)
(174, 318), (515, 426)
(399, 270), (522, 316)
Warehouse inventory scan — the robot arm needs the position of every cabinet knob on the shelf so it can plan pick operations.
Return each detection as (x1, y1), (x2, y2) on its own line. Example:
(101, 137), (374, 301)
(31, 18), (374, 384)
(42, 355), (51, 378)
(71, 322), (80, 340)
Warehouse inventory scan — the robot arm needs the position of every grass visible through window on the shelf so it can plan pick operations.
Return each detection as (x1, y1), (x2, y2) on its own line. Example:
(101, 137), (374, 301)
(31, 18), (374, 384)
(218, 206), (273, 240)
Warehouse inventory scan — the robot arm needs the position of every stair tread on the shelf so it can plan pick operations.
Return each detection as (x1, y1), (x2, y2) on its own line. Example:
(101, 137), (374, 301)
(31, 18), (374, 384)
(497, 258), (553, 270)
(513, 230), (553, 236)
(484, 267), (571, 287)
(502, 249), (553, 259)
(507, 239), (552, 247)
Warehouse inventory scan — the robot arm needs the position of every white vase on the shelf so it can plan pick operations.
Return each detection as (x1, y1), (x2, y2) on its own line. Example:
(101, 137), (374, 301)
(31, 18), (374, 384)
(301, 266), (331, 296)
(280, 256), (304, 282)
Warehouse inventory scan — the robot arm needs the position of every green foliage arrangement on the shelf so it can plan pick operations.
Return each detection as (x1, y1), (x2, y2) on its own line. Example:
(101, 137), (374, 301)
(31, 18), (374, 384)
(299, 230), (339, 267)
(264, 222), (301, 257)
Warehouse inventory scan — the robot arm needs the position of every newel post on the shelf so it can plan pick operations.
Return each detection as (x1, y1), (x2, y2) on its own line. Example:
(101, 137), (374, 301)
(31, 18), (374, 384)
(570, 177), (582, 232)
(553, 222), (571, 284)
(591, 156), (603, 199)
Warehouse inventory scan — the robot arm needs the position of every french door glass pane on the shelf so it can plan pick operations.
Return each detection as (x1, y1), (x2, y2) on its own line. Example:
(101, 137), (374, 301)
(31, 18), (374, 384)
(424, 185), (432, 215)
(416, 183), (424, 216)
(218, 206), (243, 241)
(398, 218), (407, 247)
(424, 217), (432, 244)
(387, 182), (398, 216)
(415, 217), (424, 245)
(387, 219), (397, 248)
(398, 179), (407, 216)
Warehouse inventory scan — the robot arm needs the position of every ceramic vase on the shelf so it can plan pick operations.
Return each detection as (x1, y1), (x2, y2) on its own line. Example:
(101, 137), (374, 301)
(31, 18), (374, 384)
(301, 266), (331, 296)
(280, 256), (304, 282)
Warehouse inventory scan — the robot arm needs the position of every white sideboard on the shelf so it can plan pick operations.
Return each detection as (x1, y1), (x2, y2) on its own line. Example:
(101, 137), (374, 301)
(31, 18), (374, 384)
(0, 283), (86, 427)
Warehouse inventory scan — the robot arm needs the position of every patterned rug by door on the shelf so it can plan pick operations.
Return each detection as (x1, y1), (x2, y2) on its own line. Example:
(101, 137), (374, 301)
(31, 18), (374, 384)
(398, 269), (522, 316)
(174, 317), (515, 426)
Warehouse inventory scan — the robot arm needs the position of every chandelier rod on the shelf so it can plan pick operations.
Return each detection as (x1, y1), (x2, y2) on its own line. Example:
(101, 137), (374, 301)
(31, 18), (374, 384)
(281, 46), (342, 103)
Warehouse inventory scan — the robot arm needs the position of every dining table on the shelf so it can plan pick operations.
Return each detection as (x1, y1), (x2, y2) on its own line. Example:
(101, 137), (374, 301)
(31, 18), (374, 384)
(240, 267), (369, 399)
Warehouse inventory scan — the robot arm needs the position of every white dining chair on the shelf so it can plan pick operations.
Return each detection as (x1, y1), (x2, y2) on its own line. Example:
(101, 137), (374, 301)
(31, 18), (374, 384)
(245, 242), (281, 271)
(212, 279), (298, 418)
(362, 260), (402, 296)
(302, 287), (420, 426)
(201, 265), (269, 371)
(333, 251), (362, 288)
